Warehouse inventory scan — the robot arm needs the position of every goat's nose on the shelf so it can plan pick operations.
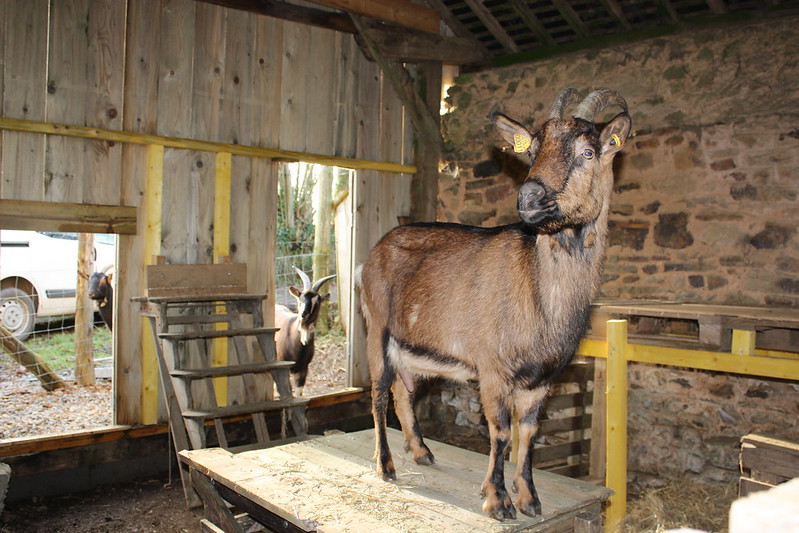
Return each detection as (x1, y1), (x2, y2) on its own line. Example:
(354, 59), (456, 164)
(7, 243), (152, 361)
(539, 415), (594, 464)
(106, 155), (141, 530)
(518, 180), (546, 211)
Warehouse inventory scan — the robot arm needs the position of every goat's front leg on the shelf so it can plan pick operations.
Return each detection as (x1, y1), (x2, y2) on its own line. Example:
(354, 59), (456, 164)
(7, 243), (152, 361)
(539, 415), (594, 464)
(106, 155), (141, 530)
(511, 386), (549, 516)
(480, 385), (516, 521)
(391, 377), (434, 466)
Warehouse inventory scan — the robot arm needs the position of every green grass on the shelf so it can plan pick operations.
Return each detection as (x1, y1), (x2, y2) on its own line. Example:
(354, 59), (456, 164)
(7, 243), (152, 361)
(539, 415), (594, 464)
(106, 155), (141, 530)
(2, 326), (113, 373)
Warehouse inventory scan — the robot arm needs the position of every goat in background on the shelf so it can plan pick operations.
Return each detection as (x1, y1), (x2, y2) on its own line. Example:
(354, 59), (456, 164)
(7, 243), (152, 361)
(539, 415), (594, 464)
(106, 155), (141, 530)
(358, 88), (631, 521)
(275, 267), (336, 396)
(88, 265), (114, 330)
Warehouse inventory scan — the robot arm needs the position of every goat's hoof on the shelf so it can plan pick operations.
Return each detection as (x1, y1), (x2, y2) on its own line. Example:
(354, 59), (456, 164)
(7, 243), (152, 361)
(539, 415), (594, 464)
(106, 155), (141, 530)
(414, 452), (434, 466)
(378, 467), (397, 481)
(516, 496), (542, 517)
(483, 497), (517, 522)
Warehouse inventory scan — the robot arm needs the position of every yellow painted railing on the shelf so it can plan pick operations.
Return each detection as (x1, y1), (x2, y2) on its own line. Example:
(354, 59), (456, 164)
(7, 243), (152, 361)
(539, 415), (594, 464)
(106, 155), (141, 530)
(576, 321), (799, 531)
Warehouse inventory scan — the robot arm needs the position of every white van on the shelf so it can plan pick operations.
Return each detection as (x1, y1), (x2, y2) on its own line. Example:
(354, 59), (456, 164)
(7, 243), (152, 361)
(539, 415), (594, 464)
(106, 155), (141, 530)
(0, 231), (115, 340)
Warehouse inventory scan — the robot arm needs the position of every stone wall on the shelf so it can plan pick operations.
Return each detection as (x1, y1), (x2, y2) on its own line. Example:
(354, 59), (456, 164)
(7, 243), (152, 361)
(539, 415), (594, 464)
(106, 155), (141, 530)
(440, 16), (799, 306)
(424, 16), (799, 483)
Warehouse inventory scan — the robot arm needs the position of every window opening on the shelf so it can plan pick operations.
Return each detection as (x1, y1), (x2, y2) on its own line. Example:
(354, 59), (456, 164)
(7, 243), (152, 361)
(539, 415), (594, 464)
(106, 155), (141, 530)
(276, 162), (353, 397)
(0, 230), (116, 440)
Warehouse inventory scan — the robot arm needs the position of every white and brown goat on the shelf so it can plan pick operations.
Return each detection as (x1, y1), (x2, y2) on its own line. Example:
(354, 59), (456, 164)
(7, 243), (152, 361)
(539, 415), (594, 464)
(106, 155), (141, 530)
(359, 88), (631, 520)
(275, 267), (336, 396)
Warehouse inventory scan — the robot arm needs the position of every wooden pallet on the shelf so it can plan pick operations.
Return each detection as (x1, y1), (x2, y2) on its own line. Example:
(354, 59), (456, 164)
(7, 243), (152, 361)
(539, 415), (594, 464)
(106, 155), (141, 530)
(181, 428), (613, 533)
(739, 434), (799, 497)
(589, 300), (799, 352)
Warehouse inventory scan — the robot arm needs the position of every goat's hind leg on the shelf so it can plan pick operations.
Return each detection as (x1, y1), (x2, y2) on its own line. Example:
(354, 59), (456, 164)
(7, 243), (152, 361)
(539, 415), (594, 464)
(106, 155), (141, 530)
(511, 386), (549, 516)
(369, 329), (397, 481)
(391, 377), (434, 466)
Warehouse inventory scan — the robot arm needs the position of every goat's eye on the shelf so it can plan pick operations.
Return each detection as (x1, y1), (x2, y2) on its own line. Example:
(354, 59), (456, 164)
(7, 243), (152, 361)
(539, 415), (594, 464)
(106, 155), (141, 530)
(582, 149), (594, 159)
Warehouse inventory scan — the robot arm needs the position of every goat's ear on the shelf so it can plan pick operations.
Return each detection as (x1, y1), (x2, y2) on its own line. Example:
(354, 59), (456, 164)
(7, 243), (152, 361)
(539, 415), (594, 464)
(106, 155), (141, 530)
(492, 113), (535, 154)
(600, 112), (632, 157)
(289, 286), (302, 297)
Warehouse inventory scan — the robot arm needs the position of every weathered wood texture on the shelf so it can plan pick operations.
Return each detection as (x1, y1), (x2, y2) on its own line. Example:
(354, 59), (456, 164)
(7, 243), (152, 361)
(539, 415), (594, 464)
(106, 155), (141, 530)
(181, 429), (611, 532)
(0, 0), (413, 424)
(739, 434), (799, 497)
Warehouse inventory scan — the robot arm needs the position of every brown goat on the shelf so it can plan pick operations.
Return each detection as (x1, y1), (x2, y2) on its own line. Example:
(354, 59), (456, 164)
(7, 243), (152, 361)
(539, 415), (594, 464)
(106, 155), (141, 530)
(358, 88), (631, 520)
(275, 267), (336, 396)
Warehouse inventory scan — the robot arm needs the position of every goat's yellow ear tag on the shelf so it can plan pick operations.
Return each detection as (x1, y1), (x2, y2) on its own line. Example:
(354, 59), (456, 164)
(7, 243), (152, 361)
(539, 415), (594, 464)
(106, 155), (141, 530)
(611, 133), (622, 147)
(513, 133), (531, 153)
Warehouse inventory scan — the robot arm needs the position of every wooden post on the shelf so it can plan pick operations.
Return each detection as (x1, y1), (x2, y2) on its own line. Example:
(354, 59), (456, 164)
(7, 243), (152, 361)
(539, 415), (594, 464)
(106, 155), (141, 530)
(732, 329), (756, 356)
(0, 324), (66, 391)
(141, 143), (164, 425)
(411, 61), (442, 223)
(312, 165), (334, 334)
(75, 233), (96, 386)
(605, 319), (628, 532)
(213, 151), (232, 405)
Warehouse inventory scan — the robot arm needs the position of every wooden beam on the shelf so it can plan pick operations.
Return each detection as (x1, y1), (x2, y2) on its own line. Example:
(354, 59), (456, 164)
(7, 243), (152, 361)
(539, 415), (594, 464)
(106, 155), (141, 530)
(706, 0), (728, 14)
(351, 15), (443, 155)
(198, 0), (357, 33)
(464, 0), (520, 53)
(424, 0), (475, 37)
(0, 116), (416, 174)
(304, 0), (440, 34)
(551, 0), (590, 38)
(0, 199), (137, 234)
(359, 23), (488, 64)
(509, 0), (557, 47)
(596, 0), (632, 31)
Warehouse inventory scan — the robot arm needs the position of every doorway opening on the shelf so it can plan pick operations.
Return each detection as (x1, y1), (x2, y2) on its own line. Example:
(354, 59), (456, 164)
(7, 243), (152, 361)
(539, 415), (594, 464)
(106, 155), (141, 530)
(276, 162), (353, 397)
(0, 230), (116, 440)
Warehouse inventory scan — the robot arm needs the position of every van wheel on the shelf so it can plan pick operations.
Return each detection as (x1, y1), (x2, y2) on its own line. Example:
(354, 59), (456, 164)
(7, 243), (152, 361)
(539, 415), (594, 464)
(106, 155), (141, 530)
(0, 287), (36, 341)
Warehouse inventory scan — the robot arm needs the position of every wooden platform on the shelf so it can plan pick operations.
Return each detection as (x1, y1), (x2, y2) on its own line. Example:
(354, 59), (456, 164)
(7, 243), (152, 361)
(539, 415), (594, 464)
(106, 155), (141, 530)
(180, 428), (612, 532)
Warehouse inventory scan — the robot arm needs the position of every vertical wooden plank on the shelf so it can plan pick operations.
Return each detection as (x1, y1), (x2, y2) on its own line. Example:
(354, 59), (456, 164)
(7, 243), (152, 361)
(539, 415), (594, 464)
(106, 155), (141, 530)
(192, 1), (226, 142)
(45, 0), (90, 203)
(605, 319), (628, 532)
(116, 0), (162, 425)
(304, 26), (337, 155)
(279, 21), (311, 152)
(347, 55), (382, 388)
(84, 0), (126, 205)
(157, 0), (195, 139)
(1, 0), (48, 201)
(141, 143), (165, 425)
(158, 0), (195, 265)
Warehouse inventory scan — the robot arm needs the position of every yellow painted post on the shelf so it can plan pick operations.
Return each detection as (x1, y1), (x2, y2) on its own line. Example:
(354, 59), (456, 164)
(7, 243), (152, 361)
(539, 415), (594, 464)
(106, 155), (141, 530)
(212, 152), (232, 405)
(731, 329), (756, 356)
(606, 319), (628, 532)
(141, 144), (164, 425)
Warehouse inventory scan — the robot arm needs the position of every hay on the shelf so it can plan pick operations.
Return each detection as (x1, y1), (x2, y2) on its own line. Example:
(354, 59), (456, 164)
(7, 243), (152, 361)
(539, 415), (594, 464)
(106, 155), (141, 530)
(622, 477), (738, 532)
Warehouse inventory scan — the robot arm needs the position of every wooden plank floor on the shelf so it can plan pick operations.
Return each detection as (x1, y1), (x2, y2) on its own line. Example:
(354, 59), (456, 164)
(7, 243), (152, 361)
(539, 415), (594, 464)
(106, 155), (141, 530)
(181, 428), (611, 532)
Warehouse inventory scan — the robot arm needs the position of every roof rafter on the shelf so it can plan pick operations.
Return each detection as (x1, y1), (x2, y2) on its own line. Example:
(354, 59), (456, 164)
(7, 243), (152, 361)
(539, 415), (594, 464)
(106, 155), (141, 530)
(464, 0), (520, 53)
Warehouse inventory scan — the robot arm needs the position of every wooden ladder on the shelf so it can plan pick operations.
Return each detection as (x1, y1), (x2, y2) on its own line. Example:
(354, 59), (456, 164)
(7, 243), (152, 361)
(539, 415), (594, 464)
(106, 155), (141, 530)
(134, 262), (309, 503)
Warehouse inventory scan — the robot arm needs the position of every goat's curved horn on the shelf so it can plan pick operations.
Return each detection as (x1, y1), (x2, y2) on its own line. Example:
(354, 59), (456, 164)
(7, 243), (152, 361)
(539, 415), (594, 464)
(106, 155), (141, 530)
(573, 89), (628, 121)
(100, 264), (114, 275)
(293, 267), (311, 291)
(548, 88), (583, 120)
(312, 274), (337, 294)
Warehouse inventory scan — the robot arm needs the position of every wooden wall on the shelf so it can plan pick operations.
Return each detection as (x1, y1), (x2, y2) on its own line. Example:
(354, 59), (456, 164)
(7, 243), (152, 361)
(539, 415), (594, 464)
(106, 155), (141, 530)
(0, 0), (413, 424)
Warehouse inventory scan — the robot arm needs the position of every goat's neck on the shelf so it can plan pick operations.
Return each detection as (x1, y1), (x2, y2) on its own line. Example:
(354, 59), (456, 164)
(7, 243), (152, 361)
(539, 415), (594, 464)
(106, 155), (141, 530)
(533, 200), (610, 327)
(298, 321), (314, 345)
